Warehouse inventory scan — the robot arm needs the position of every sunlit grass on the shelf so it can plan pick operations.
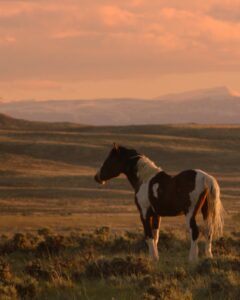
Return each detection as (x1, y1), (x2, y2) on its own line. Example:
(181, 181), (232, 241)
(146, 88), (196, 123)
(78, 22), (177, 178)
(0, 122), (239, 298)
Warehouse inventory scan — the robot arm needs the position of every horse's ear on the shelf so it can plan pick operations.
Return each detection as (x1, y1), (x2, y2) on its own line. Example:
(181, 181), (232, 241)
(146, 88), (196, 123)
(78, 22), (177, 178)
(113, 142), (119, 151)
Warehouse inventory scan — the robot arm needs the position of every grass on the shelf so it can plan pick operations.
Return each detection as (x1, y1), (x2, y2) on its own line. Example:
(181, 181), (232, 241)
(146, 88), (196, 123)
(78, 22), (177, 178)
(0, 123), (239, 232)
(0, 227), (238, 299)
(0, 117), (239, 298)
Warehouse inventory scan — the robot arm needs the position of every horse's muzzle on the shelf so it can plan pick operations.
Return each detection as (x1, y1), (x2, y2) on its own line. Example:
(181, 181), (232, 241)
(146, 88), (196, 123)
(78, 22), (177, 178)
(94, 173), (106, 185)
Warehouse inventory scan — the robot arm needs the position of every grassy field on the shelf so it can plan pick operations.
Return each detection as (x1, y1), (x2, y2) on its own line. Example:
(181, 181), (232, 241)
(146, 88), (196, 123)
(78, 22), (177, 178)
(0, 116), (239, 299)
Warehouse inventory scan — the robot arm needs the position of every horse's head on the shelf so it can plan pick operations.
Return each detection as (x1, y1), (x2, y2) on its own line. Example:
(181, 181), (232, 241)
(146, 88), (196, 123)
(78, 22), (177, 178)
(94, 143), (138, 184)
(94, 143), (125, 184)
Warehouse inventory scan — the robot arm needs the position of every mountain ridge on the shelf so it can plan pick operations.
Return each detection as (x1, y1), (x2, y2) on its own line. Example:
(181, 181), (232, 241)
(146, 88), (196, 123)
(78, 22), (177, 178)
(0, 113), (87, 130)
(0, 86), (239, 125)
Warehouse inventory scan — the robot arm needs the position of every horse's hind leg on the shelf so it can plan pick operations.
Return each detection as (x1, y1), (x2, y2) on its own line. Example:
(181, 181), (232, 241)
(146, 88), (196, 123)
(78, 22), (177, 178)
(186, 188), (209, 262)
(201, 200), (213, 258)
(186, 212), (199, 262)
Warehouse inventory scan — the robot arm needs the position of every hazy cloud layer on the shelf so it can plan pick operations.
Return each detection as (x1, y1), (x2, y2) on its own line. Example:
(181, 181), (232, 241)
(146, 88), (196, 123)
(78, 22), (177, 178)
(0, 0), (239, 100)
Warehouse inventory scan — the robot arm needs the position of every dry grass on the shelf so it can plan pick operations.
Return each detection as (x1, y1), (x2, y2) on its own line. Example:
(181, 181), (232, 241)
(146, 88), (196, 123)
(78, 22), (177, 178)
(0, 228), (238, 299)
(0, 120), (239, 298)
(0, 123), (239, 232)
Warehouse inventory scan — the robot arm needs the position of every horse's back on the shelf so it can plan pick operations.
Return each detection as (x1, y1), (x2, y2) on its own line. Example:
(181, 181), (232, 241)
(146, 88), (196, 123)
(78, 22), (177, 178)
(151, 169), (198, 196)
(149, 169), (198, 216)
(172, 169), (197, 192)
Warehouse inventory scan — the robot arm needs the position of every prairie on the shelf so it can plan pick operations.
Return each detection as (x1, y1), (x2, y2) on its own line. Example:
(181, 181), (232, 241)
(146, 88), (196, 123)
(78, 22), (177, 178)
(0, 115), (239, 299)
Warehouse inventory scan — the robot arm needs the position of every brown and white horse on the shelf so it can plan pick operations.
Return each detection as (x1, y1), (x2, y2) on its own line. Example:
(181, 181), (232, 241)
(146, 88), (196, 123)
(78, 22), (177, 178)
(94, 144), (224, 262)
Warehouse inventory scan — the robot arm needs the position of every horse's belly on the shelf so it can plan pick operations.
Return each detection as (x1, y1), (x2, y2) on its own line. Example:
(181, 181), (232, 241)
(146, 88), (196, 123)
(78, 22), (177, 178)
(157, 206), (185, 216)
(151, 192), (190, 216)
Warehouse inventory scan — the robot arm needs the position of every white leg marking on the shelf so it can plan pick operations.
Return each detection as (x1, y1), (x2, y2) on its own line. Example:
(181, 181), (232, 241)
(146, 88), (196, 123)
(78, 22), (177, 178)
(204, 220), (213, 258)
(186, 171), (206, 263)
(153, 216), (161, 246)
(152, 229), (160, 260)
(153, 229), (159, 245)
(205, 241), (213, 258)
(146, 238), (159, 261)
(186, 212), (199, 263)
(189, 240), (199, 262)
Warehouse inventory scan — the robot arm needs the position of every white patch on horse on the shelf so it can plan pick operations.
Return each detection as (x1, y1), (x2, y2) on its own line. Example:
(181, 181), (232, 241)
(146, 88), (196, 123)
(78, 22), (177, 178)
(204, 218), (213, 258)
(136, 156), (161, 183)
(146, 238), (159, 260)
(185, 203), (198, 262)
(189, 171), (205, 209)
(95, 169), (106, 185)
(189, 240), (199, 262)
(152, 183), (159, 198)
(153, 229), (160, 244)
(187, 170), (206, 262)
(136, 181), (151, 219)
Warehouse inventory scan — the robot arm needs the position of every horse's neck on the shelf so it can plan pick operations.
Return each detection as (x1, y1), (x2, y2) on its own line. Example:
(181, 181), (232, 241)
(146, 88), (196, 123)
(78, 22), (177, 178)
(124, 156), (161, 192)
(125, 173), (141, 192)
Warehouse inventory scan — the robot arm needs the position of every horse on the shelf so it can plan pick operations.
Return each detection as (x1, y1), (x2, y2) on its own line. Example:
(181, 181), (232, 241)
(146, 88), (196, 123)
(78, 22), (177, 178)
(94, 144), (224, 262)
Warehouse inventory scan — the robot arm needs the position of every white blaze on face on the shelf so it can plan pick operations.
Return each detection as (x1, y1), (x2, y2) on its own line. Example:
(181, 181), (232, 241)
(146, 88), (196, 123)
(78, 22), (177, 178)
(96, 169), (106, 185)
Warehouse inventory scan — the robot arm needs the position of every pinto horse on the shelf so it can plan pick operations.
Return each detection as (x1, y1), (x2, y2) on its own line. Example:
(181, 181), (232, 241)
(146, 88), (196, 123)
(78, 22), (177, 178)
(94, 144), (224, 262)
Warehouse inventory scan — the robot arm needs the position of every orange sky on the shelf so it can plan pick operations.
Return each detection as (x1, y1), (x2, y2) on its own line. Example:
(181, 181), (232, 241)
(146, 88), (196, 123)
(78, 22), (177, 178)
(0, 0), (240, 100)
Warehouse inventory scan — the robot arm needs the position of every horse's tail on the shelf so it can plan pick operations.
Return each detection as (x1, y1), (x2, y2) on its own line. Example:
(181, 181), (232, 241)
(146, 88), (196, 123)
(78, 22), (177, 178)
(206, 175), (224, 237)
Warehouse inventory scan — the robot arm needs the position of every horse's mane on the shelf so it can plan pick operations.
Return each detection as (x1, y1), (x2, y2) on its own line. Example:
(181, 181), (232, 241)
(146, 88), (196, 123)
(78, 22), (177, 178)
(118, 146), (139, 158)
(136, 156), (161, 182)
(117, 145), (161, 182)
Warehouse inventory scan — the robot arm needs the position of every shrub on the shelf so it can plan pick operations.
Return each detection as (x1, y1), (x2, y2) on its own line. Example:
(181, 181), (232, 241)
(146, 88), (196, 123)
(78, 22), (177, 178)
(0, 233), (39, 254)
(208, 272), (240, 299)
(196, 257), (240, 274)
(25, 260), (56, 281)
(145, 282), (191, 300)
(110, 234), (146, 253)
(214, 236), (240, 256)
(15, 277), (38, 300)
(0, 259), (12, 284)
(0, 284), (17, 300)
(36, 234), (76, 256)
(94, 226), (110, 237)
(37, 227), (53, 237)
(85, 255), (151, 278)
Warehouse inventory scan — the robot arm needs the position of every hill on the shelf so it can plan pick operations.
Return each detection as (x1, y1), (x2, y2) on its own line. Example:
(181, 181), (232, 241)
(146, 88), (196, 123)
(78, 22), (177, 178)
(0, 86), (240, 125)
(0, 112), (86, 130)
(0, 116), (239, 299)
(0, 115), (239, 228)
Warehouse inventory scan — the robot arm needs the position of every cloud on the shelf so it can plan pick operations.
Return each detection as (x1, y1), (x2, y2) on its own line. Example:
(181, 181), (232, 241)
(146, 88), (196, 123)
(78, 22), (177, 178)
(208, 2), (240, 23)
(0, 0), (239, 100)
(0, 79), (61, 89)
(0, 34), (16, 45)
(99, 5), (138, 27)
(52, 30), (100, 40)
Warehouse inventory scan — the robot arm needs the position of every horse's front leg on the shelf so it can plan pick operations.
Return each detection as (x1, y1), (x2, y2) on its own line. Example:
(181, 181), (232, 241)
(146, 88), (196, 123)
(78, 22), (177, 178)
(152, 214), (161, 248)
(142, 208), (159, 261)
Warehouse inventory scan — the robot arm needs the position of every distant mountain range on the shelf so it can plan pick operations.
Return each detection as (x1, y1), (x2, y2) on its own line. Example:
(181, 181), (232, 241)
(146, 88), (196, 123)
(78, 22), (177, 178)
(0, 112), (86, 131)
(0, 86), (239, 125)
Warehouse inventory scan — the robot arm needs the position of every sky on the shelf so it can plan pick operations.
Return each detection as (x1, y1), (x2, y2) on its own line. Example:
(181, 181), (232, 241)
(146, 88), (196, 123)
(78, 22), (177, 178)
(0, 0), (240, 101)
